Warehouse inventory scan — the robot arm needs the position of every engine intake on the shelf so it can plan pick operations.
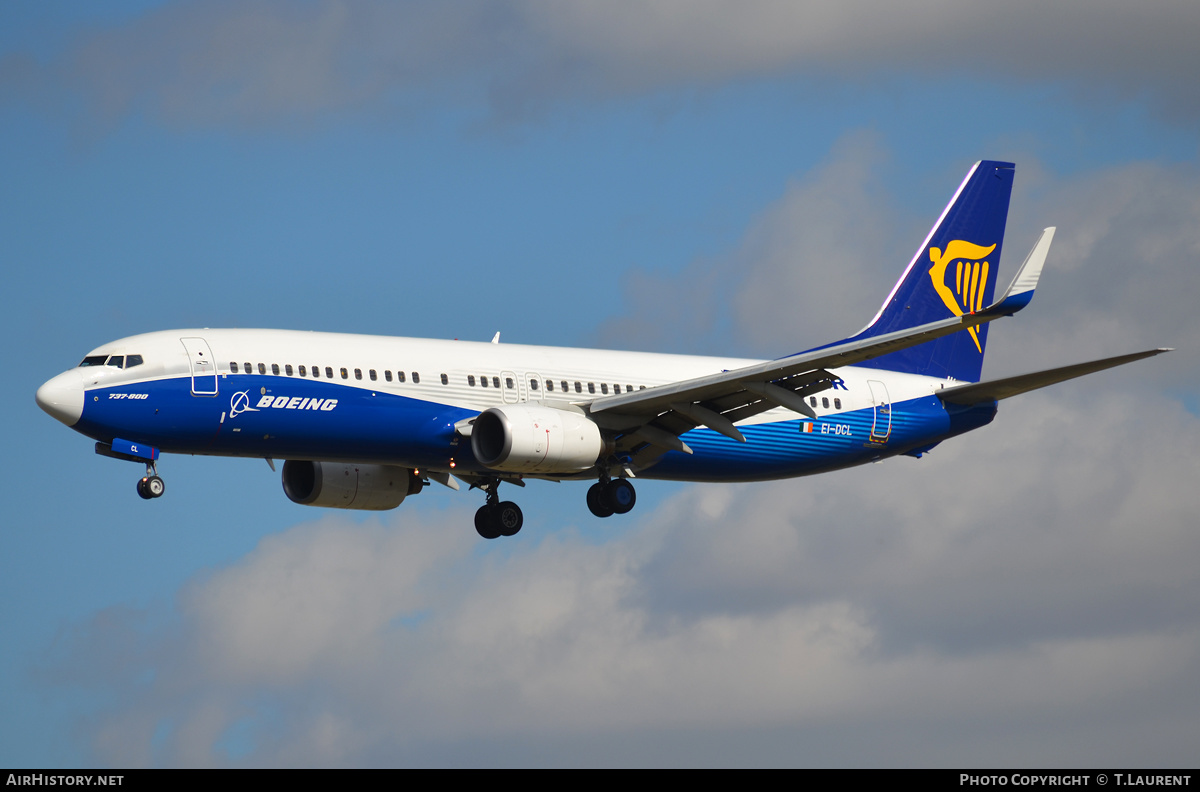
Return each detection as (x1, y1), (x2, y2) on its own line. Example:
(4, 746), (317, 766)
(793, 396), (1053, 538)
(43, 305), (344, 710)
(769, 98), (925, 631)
(471, 404), (606, 474)
(282, 461), (424, 510)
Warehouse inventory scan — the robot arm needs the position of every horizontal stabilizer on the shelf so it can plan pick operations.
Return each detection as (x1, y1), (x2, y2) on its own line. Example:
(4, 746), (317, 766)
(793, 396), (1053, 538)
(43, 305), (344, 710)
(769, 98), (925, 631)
(938, 348), (1171, 405)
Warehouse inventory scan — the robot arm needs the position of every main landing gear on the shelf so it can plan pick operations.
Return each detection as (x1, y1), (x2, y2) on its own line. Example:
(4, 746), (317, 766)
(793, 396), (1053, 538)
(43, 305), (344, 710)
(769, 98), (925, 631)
(471, 476), (636, 539)
(474, 480), (523, 540)
(136, 462), (165, 500)
(587, 477), (636, 518)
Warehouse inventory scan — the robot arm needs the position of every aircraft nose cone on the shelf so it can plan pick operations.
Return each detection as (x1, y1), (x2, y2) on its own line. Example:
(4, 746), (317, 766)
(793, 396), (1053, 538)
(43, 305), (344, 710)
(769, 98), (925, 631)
(36, 370), (84, 426)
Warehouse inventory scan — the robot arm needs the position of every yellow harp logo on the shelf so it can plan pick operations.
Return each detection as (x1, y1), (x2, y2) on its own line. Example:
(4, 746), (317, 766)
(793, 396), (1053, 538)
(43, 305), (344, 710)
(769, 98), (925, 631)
(928, 240), (996, 353)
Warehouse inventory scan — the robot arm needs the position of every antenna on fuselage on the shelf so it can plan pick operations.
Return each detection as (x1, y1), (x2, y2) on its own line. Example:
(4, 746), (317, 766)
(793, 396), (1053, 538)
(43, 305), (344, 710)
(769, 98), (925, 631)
(491, 332), (500, 344)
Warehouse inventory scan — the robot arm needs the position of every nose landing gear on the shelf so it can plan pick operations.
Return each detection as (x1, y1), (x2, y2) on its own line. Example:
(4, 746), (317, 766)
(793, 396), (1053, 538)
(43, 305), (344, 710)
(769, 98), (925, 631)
(474, 479), (523, 539)
(136, 462), (165, 500)
(587, 477), (636, 518)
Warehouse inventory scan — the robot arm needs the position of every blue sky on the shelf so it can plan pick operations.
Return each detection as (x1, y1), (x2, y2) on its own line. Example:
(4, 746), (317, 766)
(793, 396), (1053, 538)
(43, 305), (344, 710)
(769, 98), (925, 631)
(3, 1), (1198, 767)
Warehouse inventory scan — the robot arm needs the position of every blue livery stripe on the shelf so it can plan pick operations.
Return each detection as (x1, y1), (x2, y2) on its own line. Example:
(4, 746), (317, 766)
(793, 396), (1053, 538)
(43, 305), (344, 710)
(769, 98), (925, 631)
(76, 376), (984, 482)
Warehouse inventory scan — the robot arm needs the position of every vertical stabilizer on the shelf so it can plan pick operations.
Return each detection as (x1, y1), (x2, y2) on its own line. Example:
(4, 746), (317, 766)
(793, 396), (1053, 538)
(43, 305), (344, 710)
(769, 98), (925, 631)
(849, 160), (1015, 382)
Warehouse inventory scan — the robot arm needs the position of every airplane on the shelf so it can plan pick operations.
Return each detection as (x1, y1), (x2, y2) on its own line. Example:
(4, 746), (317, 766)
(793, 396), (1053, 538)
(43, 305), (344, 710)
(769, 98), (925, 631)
(36, 160), (1168, 539)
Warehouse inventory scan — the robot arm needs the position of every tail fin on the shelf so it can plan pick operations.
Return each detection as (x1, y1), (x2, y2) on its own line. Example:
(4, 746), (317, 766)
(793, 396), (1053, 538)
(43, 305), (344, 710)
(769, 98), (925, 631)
(851, 160), (1015, 382)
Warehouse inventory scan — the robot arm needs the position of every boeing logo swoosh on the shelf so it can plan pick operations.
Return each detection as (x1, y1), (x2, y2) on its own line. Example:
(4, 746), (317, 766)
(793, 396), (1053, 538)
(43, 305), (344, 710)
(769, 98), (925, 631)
(229, 390), (259, 418)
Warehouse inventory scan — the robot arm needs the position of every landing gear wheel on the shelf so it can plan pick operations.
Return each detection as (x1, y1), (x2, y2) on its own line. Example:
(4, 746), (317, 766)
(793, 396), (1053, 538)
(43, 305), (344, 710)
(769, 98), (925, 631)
(475, 505), (502, 540)
(474, 479), (523, 539)
(605, 479), (636, 514)
(137, 478), (153, 500)
(146, 475), (165, 498)
(497, 501), (523, 536)
(587, 482), (614, 518)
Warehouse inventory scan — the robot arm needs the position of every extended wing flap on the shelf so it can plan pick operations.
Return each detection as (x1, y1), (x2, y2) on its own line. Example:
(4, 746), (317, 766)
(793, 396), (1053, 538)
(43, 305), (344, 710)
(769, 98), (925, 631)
(590, 307), (1013, 419)
(938, 348), (1170, 405)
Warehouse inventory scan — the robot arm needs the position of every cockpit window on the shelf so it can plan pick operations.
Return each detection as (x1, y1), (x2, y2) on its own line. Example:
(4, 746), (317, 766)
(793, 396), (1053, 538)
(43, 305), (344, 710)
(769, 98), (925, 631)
(126, 355), (143, 368)
(106, 356), (125, 368)
(79, 355), (108, 367)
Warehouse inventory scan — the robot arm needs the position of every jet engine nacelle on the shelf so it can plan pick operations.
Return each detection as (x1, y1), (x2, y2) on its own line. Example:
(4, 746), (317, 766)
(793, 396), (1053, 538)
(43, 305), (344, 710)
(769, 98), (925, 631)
(471, 404), (607, 474)
(282, 460), (424, 510)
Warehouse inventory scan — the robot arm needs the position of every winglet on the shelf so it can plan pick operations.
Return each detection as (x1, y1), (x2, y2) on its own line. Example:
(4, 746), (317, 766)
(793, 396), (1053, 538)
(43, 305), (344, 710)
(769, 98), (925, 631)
(986, 227), (1054, 316)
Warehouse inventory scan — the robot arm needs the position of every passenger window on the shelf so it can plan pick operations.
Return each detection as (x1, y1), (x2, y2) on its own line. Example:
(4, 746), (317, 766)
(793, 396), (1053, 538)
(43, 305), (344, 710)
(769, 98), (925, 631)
(385, 370), (393, 382)
(245, 362), (252, 374)
(312, 367), (320, 379)
(546, 379), (554, 391)
(325, 366), (333, 378)
(575, 381), (582, 393)
(492, 376), (499, 389)
(79, 355), (108, 367)
(397, 371), (406, 383)
(613, 384), (620, 394)
(588, 383), (595, 394)
(640, 386), (646, 390)
(412, 372), (420, 384)
(340, 368), (348, 379)
(627, 385), (633, 392)
(563, 381), (569, 393)
(479, 375), (488, 388)
(441, 373), (448, 385)
(600, 383), (608, 394)
(468, 375), (476, 386)
(272, 364), (280, 375)
(258, 363), (266, 375)
(822, 397), (829, 408)
(285, 364), (293, 376)
(231, 362), (239, 373)
(810, 396), (817, 408)
(126, 355), (143, 368)
(505, 377), (514, 389)
(530, 379), (539, 391)
(834, 398), (842, 409)
(370, 369), (377, 381)
(354, 369), (362, 380)
(107, 356), (124, 368)
(298, 365), (306, 377)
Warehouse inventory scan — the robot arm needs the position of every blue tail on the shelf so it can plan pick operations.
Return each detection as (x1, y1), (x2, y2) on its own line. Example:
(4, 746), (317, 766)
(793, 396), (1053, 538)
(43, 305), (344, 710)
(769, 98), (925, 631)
(850, 160), (1014, 382)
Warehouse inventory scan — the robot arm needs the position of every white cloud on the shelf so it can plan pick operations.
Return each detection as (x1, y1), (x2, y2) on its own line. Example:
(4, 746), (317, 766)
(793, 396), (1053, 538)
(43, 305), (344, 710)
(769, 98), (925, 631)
(993, 161), (1200, 388)
(596, 130), (896, 355)
(730, 130), (898, 348)
(6, 1), (1200, 127)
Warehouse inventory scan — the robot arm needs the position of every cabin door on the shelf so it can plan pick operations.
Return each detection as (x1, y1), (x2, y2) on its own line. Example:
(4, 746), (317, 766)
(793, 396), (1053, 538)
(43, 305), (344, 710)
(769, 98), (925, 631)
(180, 337), (218, 396)
(867, 380), (891, 442)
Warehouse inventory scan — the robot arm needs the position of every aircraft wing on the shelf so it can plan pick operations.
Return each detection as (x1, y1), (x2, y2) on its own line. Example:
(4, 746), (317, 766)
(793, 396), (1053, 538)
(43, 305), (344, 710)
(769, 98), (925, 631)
(586, 229), (1055, 465)
(936, 348), (1171, 405)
